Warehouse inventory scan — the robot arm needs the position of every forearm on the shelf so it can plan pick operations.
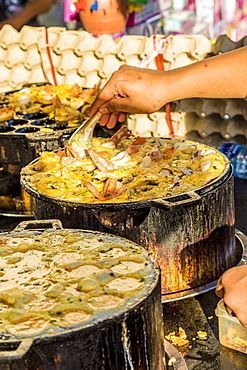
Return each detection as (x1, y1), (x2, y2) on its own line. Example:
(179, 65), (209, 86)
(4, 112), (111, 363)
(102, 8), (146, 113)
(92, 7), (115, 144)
(0, 7), (38, 30)
(163, 46), (247, 102)
(89, 45), (247, 128)
(0, 0), (55, 31)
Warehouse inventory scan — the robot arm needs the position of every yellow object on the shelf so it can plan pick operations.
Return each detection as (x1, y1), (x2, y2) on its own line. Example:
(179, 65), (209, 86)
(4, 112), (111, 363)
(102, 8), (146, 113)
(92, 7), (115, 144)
(21, 137), (228, 204)
(165, 327), (190, 348)
(197, 331), (208, 340)
(128, 4), (143, 13)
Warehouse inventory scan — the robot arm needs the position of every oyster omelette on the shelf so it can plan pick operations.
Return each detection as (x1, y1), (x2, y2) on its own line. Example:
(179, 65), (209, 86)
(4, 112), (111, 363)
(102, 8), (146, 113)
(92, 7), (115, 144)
(21, 125), (228, 203)
(0, 228), (156, 338)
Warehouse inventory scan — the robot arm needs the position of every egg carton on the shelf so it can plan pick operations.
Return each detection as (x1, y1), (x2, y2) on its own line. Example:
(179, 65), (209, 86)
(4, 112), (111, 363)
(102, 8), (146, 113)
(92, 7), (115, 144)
(174, 98), (247, 141)
(0, 25), (212, 93)
(1, 25), (247, 140)
(127, 111), (187, 138)
(212, 34), (247, 54)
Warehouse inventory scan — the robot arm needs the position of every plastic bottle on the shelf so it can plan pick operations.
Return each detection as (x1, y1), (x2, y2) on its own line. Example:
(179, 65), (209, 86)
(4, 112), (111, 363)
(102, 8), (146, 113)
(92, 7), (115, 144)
(220, 143), (247, 179)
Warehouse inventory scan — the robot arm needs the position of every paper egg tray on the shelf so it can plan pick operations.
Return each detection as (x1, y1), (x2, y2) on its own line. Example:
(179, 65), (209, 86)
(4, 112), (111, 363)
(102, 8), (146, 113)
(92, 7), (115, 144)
(0, 26), (247, 140)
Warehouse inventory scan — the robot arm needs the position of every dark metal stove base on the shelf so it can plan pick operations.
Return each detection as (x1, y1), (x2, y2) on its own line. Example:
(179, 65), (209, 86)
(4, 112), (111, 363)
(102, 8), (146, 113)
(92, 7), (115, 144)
(162, 229), (246, 303)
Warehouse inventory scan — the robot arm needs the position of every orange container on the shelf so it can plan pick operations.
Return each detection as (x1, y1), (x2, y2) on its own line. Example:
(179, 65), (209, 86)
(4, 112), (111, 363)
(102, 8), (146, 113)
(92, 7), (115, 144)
(76, 0), (128, 34)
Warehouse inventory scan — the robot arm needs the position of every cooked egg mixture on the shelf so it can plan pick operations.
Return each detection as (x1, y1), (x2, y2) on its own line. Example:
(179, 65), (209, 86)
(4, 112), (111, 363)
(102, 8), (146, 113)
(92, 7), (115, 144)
(0, 230), (156, 338)
(0, 83), (99, 128)
(21, 136), (228, 203)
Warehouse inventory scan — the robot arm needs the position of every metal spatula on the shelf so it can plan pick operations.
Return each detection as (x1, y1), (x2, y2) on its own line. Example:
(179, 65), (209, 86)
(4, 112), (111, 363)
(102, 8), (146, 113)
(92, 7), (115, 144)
(66, 111), (102, 158)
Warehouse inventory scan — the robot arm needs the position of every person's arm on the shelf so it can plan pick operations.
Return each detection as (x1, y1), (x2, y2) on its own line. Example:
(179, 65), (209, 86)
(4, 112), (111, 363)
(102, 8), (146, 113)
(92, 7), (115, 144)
(0, 0), (58, 31)
(215, 264), (247, 328)
(89, 46), (247, 128)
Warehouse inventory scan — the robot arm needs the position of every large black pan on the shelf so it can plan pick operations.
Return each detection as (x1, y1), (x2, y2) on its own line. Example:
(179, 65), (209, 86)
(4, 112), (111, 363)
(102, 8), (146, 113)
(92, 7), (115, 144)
(21, 158), (238, 300)
(0, 219), (164, 370)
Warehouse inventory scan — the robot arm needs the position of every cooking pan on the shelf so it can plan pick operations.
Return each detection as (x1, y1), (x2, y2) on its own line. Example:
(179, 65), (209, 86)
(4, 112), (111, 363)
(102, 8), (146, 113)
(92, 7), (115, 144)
(0, 219), (164, 370)
(21, 156), (237, 300)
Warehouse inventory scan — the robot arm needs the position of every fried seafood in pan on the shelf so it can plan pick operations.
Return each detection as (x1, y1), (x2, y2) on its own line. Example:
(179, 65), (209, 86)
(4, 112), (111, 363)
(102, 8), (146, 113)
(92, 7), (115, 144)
(0, 83), (100, 131)
(21, 124), (228, 203)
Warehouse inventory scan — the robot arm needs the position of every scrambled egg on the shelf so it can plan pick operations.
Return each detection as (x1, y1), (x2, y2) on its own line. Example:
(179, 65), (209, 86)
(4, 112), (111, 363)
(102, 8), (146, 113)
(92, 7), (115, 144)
(21, 134), (228, 203)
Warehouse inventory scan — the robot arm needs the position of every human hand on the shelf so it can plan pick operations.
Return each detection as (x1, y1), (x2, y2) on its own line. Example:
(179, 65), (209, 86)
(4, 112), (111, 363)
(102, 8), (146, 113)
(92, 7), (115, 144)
(89, 64), (167, 129)
(215, 265), (247, 328)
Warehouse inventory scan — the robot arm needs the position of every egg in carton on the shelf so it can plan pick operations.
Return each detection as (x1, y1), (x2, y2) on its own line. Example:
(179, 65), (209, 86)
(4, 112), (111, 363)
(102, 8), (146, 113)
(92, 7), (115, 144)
(224, 99), (247, 120)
